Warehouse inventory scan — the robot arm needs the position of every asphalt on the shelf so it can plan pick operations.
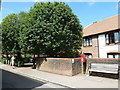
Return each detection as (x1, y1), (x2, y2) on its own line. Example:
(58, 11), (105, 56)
(2, 70), (47, 89)
(2, 69), (75, 90)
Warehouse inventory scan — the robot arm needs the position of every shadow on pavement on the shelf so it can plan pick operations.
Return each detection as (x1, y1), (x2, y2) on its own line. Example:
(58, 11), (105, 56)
(90, 72), (118, 79)
(2, 70), (45, 89)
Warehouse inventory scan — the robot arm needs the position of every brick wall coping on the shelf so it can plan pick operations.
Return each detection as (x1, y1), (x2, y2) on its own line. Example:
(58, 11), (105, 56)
(37, 57), (119, 60)
(37, 57), (80, 60)
(87, 58), (119, 60)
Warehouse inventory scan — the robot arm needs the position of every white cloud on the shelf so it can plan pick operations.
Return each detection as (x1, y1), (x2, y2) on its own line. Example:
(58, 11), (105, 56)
(88, 2), (95, 6)
(113, 2), (119, 13)
(87, 0), (96, 6)
(115, 3), (119, 10)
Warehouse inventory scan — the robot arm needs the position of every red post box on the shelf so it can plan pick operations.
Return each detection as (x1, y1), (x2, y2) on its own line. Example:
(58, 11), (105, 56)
(80, 54), (86, 62)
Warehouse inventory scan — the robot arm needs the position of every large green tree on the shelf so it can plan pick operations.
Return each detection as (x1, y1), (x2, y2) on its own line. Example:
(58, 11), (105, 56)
(18, 11), (43, 56)
(17, 12), (28, 54)
(2, 14), (21, 57)
(22, 2), (83, 57)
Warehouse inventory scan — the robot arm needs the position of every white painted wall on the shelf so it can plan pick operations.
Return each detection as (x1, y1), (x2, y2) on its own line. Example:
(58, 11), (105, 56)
(98, 34), (120, 58)
(98, 34), (107, 58)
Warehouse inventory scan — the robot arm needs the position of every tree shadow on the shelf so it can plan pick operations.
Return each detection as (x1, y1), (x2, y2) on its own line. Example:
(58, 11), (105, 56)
(89, 72), (118, 79)
(36, 57), (47, 70)
(2, 70), (46, 89)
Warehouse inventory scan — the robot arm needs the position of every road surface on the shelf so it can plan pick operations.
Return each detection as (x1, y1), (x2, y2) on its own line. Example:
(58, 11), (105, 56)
(2, 70), (65, 89)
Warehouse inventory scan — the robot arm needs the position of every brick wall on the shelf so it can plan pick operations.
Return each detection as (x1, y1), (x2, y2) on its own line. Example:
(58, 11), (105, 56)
(36, 57), (119, 77)
(82, 35), (99, 58)
(36, 58), (81, 76)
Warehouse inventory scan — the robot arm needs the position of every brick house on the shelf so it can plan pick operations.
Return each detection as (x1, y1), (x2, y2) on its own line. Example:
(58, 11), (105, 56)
(81, 14), (120, 58)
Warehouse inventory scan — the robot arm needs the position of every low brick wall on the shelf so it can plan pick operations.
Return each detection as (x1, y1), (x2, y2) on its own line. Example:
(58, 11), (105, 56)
(36, 57), (81, 76)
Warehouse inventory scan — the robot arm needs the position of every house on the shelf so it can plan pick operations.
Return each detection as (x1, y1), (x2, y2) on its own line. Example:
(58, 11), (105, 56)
(82, 14), (120, 59)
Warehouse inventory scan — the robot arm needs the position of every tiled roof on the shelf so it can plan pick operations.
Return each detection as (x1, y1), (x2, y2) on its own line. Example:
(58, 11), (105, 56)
(83, 14), (119, 37)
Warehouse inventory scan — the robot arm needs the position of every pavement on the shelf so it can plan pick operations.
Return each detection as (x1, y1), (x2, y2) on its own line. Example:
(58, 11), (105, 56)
(0, 62), (118, 88)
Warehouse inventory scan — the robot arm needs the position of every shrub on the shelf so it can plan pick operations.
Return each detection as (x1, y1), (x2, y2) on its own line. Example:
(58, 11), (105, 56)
(24, 54), (32, 59)
(14, 57), (24, 67)
(1, 57), (8, 64)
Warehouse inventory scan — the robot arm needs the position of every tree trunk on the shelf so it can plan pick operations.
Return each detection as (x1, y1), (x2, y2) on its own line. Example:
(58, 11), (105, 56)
(17, 53), (21, 59)
(6, 54), (9, 58)
(37, 54), (40, 58)
(32, 54), (36, 69)
(6, 54), (9, 64)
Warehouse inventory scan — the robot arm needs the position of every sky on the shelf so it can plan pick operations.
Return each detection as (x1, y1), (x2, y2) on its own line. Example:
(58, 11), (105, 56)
(1, 2), (118, 28)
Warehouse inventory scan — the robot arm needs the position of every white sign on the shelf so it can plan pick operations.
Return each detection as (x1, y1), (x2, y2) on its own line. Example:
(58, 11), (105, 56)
(72, 59), (74, 63)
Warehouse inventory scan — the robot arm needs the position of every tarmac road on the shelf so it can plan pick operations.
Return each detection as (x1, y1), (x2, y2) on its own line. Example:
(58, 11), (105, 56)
(2, 70), (52, 89)
(2, 70), (74, 90)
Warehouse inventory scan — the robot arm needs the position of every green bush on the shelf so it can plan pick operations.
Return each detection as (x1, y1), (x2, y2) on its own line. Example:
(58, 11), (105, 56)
(1, 57), (8, 64)
(22, 54), (32, 63)
(24, 54), (32, 59)
(14, 57), (24, 67)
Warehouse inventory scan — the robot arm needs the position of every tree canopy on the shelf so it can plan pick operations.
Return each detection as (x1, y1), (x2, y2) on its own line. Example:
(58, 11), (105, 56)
(2, 14), (20, 55)
(2, 2), (83, 58)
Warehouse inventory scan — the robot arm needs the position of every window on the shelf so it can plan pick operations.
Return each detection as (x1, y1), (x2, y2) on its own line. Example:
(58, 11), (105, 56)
(86, 38), (88, 46)
(105, 34), (109, 44)
(89, 38), (92, 46)
(105, 31), (120, 44)
(84, 39), (86, 46)
(114, 32), (119, 43)
(83, 37), (92, 46)
(109, 33), (114, 43)
(107, 53), (120, 59)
